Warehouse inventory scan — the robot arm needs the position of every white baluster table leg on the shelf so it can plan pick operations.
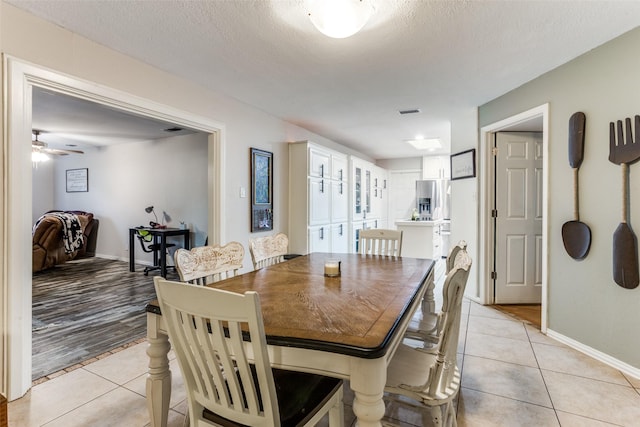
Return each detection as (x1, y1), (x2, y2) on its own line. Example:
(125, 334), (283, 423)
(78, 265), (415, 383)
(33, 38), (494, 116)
(146, 312), (171, 427)
(350, 357), (387, 427)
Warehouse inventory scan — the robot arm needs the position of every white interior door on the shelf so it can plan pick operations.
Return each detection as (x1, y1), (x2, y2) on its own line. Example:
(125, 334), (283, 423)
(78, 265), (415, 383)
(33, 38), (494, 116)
(494, 132), (543, 303)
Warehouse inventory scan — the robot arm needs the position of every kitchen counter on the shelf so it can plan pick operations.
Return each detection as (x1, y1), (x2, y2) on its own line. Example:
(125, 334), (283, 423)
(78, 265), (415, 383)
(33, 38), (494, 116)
(395, 219), (443, 259)
(395, 220), (442, 227)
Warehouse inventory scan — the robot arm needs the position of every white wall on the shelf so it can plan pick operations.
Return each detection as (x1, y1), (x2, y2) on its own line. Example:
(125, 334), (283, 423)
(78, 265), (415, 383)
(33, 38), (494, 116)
(32, 160), (55, 222)
(478, 28), (640, 369)
(449, 109), (479, 298)
(46, 133), (208, 264)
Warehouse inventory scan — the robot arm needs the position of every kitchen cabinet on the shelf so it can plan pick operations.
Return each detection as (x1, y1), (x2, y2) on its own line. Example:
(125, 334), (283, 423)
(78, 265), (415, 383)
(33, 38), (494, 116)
(395, 220), (443, 259)
(351, 158), (388, 221)
(422, 156), (449, 180)
(289, 141), (349, 255)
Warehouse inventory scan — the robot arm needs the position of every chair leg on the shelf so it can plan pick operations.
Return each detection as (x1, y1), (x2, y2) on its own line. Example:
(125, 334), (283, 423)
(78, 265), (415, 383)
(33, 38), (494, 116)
(428, 405), (443, 427)
(328, 386), (344, 427)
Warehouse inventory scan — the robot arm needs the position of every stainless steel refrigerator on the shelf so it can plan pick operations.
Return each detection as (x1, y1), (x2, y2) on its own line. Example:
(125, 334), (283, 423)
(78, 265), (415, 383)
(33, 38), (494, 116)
(416, 179), (450, 220)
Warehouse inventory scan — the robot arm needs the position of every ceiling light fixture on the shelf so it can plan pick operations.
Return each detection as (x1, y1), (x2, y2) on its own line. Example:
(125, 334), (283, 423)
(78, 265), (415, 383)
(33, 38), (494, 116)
(32, 149), (50, 166)
(405, 138), (442, 151)
(307, 0), (374, 39)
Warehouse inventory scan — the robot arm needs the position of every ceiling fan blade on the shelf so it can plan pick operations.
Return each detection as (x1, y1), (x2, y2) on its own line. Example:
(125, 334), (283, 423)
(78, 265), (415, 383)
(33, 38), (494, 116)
(42, 148), (70, 156)
(32, 130), (84, 155)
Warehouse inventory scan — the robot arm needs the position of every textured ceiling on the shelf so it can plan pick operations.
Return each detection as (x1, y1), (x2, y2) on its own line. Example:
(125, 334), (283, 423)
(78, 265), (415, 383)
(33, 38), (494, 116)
(9, 0), (640, 159)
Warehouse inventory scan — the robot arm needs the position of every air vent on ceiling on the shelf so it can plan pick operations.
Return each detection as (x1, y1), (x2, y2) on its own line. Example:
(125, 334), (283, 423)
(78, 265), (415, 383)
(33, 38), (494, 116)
(163, 127), (184, 132)
(399, 108), (421, 115)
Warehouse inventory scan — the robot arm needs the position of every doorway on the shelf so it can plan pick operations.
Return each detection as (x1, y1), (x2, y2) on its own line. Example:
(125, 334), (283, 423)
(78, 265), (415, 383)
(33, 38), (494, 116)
(479, 104), (549, 332)
(4, 56), (225, 399)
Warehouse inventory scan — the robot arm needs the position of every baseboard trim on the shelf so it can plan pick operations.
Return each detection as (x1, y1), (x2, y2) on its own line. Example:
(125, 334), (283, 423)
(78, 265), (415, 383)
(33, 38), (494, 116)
(546, 328), (640, 380)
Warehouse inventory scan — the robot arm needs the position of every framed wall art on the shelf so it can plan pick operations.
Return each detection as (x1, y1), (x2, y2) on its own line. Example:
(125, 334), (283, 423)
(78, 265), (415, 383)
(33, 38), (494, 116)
(450, 149), (476, 180)
(66, 168), (88, 192)
(250, 148), (273, 232)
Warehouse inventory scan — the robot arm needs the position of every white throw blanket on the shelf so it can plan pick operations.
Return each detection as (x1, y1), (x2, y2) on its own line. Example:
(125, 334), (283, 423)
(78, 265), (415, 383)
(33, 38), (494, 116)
(33, 212), (84, 254)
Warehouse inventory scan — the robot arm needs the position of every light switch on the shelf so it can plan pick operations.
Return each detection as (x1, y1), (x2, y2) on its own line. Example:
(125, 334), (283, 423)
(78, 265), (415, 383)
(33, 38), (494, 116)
(240, 187), (247, 198)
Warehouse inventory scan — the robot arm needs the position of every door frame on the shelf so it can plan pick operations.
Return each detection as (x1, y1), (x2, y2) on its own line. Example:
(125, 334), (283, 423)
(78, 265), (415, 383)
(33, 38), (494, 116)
(479, 104), (549, 332)
(3, 55), (226, 399)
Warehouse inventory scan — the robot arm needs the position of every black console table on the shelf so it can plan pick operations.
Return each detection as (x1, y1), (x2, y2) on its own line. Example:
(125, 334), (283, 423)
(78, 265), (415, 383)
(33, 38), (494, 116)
(129, 227), (190, 278)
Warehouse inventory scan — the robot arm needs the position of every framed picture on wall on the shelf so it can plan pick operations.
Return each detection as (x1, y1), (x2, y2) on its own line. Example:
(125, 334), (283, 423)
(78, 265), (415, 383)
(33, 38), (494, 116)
(66, 168), (88, 192)
(450, 149), (476, 180)
(250, 148), (273, 232)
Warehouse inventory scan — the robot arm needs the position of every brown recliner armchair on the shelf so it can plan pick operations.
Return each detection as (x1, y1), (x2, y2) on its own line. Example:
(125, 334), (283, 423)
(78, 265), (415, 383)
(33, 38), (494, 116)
(32, 210), (99, 272)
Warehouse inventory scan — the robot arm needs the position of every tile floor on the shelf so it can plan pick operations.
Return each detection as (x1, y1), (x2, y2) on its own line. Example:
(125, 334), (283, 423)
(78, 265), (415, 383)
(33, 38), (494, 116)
(9, 298), (640, 426)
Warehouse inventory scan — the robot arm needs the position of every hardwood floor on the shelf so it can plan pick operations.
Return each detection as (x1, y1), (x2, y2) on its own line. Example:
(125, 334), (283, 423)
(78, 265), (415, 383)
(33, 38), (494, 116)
(493, 303), (542, 329)
(31, 257), (179, 381)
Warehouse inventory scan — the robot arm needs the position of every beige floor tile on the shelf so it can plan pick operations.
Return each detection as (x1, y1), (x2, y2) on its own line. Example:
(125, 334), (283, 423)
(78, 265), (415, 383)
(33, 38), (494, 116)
(555, 411), (621, 426)
(123, 358), (187, 409)
(42, 387), (148, 427)
(465, 331), (538, 367)
(467, 314), (528, 341)
(382, 398), (434, 426)
(533, 343), (628, 385)
(542, 370), (640, 425)
(461, 355), (552, 407)
(525, 324), (567, 347)
(83, 342), (151, 385)
(457, 387), (559, 427)
(468, 302), (514, 321)
(622, 372), (640, 388)
(8, 369), (117, 427)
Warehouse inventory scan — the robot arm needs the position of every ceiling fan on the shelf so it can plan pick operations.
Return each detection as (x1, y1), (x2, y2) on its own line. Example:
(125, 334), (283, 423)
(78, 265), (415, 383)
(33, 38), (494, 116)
(32, 130), (84, 156)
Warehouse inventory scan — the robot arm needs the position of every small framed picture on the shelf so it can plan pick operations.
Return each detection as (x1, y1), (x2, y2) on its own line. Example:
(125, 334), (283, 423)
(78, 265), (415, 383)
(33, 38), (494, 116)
(66, 168), (88, 192)
(450, 149), (476, 180)
(250, 148), (273, 232)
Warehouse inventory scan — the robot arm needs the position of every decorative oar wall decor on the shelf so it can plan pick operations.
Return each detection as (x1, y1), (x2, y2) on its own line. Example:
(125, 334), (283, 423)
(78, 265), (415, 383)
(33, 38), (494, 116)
(609, 115), (640, 289)
(562, 112), (591, 260)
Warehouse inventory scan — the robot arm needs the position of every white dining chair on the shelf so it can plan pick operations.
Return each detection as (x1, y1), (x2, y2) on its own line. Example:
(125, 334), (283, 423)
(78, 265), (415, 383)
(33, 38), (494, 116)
(384, 245), (472, 427)
(405, 241), (468, 344)
(154, 277), (345, 427)
(248, 232), (289, 270)
(174, 241), (245, 286)
(358, 228), (403, 256)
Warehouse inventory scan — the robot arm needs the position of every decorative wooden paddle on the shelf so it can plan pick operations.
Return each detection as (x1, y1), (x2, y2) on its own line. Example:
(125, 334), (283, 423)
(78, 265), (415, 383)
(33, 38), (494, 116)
(562, 112), (591, 260)
(609, 116), (640, 289)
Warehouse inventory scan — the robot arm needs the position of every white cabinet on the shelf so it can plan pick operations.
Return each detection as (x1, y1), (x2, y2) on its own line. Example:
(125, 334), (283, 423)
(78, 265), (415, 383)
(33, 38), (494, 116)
(309, 177), (330, 225)
(289, 141), (349, 255)
(330, 223), (349, 253)
(351, 158), (387, 221)
(395, 220), (443, 259)
(422, 156), (449, 179)
(310, 148), (330, 178)
(331, 180), (348, 223)
(309, 225), (330, 253)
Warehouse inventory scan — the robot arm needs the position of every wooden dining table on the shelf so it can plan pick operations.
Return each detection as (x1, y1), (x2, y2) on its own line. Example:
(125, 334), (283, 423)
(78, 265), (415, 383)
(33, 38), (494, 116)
(145, 252), (435, 427)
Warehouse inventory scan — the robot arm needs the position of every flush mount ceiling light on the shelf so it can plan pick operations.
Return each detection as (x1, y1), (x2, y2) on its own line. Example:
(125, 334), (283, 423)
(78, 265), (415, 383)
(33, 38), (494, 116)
(307, 0), (375, 39)
(405, 138), (442, 151)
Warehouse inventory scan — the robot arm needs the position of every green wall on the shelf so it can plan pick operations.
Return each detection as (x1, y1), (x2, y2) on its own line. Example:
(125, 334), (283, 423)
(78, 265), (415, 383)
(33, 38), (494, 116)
(479, 27), (640, 368)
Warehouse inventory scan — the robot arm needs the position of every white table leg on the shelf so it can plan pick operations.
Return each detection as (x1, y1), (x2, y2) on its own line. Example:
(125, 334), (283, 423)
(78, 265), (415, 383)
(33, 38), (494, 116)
(422, 269), (436, 316)
(350, 357), (387, 427)
(146, 313), (171, 427)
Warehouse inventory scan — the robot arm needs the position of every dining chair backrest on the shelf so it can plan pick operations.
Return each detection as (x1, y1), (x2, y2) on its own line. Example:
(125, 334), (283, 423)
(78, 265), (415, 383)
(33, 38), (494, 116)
(431, 247), (472, 392)
(384, 245), (472, 426)
(445, 240), (467, 274)
(248, 232), (289, 270)
(174, 241), (244, 286)
(154, 278), (280, 425)
(359, 229), (403, 256)
(153, 277), (344, 427)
